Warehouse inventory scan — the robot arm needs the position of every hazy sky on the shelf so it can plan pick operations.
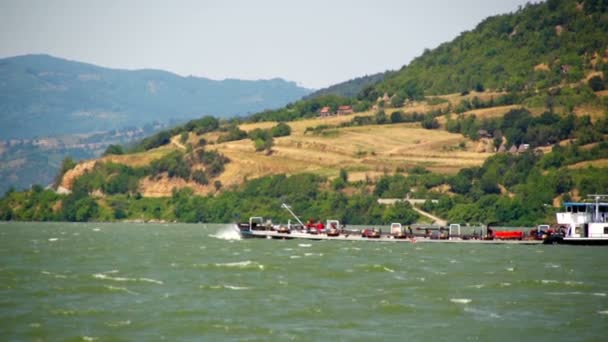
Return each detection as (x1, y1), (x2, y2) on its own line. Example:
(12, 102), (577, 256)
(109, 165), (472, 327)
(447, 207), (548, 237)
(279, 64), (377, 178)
(0, 0), (533, 89)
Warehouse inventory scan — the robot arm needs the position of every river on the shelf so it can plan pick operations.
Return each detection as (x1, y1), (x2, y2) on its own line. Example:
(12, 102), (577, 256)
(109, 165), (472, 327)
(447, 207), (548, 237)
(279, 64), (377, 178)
(1, 222), (607, 341)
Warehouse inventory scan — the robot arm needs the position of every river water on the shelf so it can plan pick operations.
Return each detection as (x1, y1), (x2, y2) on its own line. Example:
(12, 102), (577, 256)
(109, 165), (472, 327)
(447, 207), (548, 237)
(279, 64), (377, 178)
(1, 222), (607, 341)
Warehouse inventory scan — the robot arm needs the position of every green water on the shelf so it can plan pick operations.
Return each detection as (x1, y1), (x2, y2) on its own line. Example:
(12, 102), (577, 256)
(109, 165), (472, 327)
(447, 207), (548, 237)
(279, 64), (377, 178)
(1, 222), (607, 341)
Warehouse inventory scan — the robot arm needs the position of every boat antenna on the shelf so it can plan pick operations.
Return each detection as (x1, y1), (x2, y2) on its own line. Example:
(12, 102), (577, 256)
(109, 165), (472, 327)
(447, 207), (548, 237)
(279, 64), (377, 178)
(281, 203), (305, 227)
(587, 194), (608, 222)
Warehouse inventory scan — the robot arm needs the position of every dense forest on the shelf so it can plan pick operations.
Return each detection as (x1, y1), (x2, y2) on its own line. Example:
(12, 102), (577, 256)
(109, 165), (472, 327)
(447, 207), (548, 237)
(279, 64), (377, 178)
(373, 0), (608, 96)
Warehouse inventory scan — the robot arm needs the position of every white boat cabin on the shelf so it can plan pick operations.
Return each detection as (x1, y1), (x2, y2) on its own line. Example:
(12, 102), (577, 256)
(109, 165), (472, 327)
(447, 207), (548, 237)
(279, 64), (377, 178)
(557, 198), (608, 238)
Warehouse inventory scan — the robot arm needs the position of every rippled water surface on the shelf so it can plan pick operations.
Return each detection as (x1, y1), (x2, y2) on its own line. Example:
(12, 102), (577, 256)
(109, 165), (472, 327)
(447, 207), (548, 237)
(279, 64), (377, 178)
(1, 222), (608, 341)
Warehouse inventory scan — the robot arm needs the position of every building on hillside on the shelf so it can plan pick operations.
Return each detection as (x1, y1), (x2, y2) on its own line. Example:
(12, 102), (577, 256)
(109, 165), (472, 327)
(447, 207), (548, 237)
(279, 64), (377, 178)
(477, 129), (492, 139)
(497, 143), (507, 153)
(319, 106), (333, 117)
(508, 145), (518, 153)
(337, 105), (353, 115)
(517, 144), (530, 153)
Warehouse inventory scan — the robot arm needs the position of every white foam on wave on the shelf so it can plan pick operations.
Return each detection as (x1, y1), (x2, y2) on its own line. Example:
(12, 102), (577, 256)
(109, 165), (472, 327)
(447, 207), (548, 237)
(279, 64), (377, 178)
(546, 291), (584, 296)
(92, 228), (101, 232)
(139, 278), (163, 285)
(564, 280), (584, 286)
(105, 285), (139, 295)
(93, 273), (163, 285)
(290, 255), (301, 259)
(506, 267), (514, 272)
(598, 310), (608, 315)
(464, 306), (500, 319)
(41, 271), (67, 279)
(451, 298), (472, 304)
(215, 260), (252, 267)
(48, 238), (58, 242)
(468, 284), (485, 289)
(209, 226), (242, 241)
(298, 244), (312, 248)
(541, 279), (559, 284)
(223, 285), (250, 290)
(213, 260), (265, 270)
(594, 293), (607, 297)
(200, 284), (251, 290)
(106, 320), (131, 327)
(383, 267), (395, 273)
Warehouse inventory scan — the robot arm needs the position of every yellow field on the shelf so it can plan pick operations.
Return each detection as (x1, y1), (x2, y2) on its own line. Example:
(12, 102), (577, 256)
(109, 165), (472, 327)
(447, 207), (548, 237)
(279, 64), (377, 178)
(64, 93), (580, 196)
(209, 121), (491, 191)
(567, 159), (608, 169)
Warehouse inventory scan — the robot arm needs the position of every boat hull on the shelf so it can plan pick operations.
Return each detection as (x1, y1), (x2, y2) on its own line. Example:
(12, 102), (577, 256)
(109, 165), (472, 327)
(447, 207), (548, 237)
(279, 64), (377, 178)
(544, 236), (608, 245)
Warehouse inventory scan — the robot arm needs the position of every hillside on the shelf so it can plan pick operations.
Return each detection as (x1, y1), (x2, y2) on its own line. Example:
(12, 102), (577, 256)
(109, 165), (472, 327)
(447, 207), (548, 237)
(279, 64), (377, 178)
(1, 0), (608, 225)
(304, 72), (391, 99)
(0, 54), (312, 139)
(371, 0), (608, 96)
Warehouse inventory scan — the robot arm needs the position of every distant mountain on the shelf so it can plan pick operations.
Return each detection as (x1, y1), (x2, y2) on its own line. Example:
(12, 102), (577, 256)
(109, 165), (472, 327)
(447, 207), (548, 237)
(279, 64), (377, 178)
(0, 54), (312, 139)
(304, 72), (391, 99)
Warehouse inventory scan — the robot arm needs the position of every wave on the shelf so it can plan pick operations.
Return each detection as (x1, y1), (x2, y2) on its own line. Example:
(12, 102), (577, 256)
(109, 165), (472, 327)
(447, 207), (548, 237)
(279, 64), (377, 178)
(212, 260), (265, 270)
(104, 285), (139, 295)
(93, 273), (163, 285)
(450, 298), (472, 304)
(200, 284), (251, 290)
(464, 306), (501, 319)
(105, 320), (131, 327)
(209, 226), (242, 241)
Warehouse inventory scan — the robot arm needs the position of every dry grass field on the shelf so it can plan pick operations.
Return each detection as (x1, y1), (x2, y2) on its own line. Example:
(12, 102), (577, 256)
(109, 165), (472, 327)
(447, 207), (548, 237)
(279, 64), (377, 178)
(209, 119), (491, 191)
(67, 90), (599, 197)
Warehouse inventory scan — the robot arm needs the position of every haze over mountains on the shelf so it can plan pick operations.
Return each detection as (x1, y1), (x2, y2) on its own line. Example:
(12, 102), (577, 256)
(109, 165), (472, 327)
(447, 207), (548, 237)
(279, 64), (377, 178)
(0, 54), (312, 139)
(0, 54), (313, 193)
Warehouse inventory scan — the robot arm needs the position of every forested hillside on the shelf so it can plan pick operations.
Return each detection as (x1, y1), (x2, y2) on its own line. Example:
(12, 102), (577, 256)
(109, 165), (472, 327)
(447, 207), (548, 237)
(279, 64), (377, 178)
(1, 0), (607, 225)
(373, 0), (608, 96)
(304, 72), (390, 99)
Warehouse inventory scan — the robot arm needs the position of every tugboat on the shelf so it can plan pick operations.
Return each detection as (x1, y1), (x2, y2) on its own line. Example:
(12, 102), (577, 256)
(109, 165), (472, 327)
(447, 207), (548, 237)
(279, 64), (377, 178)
(545, 194), (608, 245)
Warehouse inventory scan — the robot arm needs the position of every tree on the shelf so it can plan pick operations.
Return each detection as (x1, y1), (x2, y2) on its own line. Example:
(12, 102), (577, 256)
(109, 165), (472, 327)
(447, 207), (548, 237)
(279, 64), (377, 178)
(180, 132), (189, 144)
(588, 75), (605, 91)
(103, 144), (124, 156)
(270, 122), (292, 137)
(214, 180), (223, 192)
(374, 110), (388, 124)
(421, 115), (439, 129)
(192, 170), (209, 185)
(390, 110), (404, 123)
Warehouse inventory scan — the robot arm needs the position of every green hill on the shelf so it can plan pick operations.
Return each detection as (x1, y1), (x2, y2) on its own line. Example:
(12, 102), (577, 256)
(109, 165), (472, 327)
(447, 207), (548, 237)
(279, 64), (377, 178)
(372, 0), (608, 97)
(304, 72), (391, 99)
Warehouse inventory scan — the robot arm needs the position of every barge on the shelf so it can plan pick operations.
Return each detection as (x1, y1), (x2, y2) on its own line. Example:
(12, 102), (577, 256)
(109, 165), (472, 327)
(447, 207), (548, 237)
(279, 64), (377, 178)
(234, 204), (543, 245)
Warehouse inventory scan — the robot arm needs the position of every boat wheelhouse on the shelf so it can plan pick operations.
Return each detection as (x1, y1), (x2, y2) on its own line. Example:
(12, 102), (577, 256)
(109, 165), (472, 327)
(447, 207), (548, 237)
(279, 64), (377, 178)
(548, 194), (608, 245)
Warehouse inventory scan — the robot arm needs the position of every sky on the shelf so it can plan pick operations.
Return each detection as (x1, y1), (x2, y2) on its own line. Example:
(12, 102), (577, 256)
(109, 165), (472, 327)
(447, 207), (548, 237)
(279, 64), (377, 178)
(0, 0), (533, 89)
